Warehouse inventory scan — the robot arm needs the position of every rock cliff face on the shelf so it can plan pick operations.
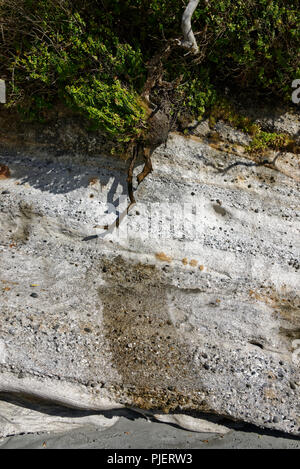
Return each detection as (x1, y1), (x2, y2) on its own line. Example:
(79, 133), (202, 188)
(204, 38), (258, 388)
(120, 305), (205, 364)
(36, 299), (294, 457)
(0, 105), (299, 437)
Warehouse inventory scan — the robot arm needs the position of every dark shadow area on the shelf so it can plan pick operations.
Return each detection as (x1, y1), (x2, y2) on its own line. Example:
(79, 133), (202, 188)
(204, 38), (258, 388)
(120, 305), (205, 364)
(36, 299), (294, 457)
(195, 151), (280, 176)
(0, 147), (128, 198)
(0, 392), (139, 422)
(219, 154), (280, 175)
(0, 147), (146, 243)
(0, 393), (299, 442)
(0, 148), (145, 238)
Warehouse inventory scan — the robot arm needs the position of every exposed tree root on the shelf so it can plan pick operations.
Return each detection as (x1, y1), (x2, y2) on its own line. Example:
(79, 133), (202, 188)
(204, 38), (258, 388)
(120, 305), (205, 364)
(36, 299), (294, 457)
(84, 41), (185, 237)
(136, 147), (153, 185)
(96, 146), (139, 232)
(127, 144), (139, 205)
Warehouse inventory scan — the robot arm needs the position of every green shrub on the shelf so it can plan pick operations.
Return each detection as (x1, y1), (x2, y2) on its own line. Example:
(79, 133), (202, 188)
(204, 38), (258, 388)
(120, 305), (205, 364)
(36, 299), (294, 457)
(246, 130), (293, 154)
(194, 0), (299, 98)
(0, 0), (299, 142)
(0, 0), (146, 140)
(208, 98), (296, 154)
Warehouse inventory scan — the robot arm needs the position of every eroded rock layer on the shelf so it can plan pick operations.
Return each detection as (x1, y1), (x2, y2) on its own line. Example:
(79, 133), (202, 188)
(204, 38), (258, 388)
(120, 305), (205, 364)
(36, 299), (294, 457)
(0, 112), (299, 436)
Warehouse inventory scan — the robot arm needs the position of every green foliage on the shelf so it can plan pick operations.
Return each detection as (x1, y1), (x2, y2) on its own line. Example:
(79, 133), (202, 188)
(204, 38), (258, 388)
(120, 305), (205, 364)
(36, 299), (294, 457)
(0, 0), (299, 142)
(209, 99), (260, 135)
(199, 0), (300, 98)
(65, 77), (145, 140)
(1, 0), (146, 139)
(246, 130), (293, 154)
(177, 71), (217, 120)
(209, 98), (296, 154)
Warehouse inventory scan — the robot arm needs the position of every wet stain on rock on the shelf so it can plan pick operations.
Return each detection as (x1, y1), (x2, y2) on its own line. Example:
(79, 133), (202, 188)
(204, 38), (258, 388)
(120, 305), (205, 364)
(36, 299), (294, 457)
(212, 203), (228, 217)
(11, 202), (35, 243)
(155, 252), (173, 263)
(249, 287), (300, 343)
(99, 255), (206, 412)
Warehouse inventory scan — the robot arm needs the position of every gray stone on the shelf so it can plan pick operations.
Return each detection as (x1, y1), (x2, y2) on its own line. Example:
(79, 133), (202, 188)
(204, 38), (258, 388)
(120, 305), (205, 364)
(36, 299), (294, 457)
(233, 98), (300, 139)
(189, 119), (211, 137)
(0, 111), (299, 437)
(214, 121), (252, 146)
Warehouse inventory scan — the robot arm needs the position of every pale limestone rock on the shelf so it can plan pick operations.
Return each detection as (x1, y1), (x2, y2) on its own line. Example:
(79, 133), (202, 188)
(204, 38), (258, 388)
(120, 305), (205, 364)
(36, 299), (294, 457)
(0, 113), (299, 437)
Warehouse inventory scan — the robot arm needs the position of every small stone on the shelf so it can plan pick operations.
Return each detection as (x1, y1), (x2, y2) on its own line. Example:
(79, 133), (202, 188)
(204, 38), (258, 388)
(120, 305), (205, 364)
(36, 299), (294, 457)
(30, 293), (38, 298)
(290, 381), (297, 390)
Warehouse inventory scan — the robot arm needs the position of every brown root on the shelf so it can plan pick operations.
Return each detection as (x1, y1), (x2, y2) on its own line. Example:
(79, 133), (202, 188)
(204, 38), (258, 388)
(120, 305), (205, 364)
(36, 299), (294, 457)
(127, 144), (138, 205)
(137, 147), (153, 185)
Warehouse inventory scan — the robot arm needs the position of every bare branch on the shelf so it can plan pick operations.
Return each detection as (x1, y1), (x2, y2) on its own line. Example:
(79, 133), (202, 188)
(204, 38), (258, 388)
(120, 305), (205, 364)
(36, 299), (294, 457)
(181, 0), (200, 54)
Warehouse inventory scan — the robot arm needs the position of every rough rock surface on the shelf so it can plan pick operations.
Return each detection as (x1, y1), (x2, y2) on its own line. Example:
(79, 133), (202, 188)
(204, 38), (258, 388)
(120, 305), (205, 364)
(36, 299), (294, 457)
(233, 97), (300, 141)
(0, 109), (299, 437)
